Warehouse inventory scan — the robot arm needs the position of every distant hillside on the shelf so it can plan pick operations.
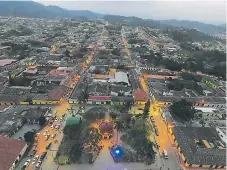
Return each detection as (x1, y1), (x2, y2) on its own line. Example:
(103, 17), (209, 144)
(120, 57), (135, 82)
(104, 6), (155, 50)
(159, 19), (226, 35)
(0, 1), (103, 19)
(0, 1), (224, 35)
(103, 15), (160, 28)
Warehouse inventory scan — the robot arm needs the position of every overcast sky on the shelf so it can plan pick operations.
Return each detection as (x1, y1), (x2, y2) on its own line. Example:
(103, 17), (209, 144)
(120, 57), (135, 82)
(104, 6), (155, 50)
(37, 1), (226, 24)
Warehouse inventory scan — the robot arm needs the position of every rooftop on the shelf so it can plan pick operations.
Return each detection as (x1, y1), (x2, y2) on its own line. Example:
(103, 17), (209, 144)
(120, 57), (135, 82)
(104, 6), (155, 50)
(0, 59), (17, 67)
(88, 95), (111, 101)
(132, 88), (149, 102)
(48, 85), (67, 101)
(173, 126), (226, 166)
(0, 137), (27, 170)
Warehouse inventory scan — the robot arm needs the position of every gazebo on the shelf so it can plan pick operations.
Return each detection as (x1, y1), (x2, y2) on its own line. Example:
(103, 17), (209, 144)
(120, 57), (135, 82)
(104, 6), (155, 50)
(98, 120), (114, 139)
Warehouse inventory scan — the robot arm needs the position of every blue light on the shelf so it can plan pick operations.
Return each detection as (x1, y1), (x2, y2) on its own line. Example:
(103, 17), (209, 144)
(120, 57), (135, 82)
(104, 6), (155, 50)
(115, 149), (120, 154)
(111, 145), (124, 159)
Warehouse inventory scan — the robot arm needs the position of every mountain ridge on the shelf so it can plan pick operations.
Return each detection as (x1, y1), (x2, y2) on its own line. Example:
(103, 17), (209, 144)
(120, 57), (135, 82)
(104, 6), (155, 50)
(0, 1), (225, 35)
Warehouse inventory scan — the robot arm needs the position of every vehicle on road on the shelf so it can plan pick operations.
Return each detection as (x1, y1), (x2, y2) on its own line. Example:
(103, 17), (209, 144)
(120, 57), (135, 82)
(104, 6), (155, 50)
(52, 133), (57, 139)
(32, 155), (39, 164)
(45, 134), (50, 141)
(154, 128), (159, 136)
(21, 159), (31, 169)
(150, 116), (155, 123)
(46, 142), (52, 150)
(29, 150), (37, 157)
(55, 118), (58, 121)
(51, 124), (54, 129)
(35, 161), (42, 170)
(40, 152), (47, 161)
(55, 124), (61, 129)
(138, 108), (143, 110)
(162, 149), (168, 159)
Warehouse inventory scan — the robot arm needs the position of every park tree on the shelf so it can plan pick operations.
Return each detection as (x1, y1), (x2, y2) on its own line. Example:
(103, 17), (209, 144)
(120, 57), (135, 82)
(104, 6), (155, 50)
(38, 116), (47, 126)
(115, 119), (124, 144)
(24, 131), (35, 143)
(143, 100), (150, 118)
(170, 99), (195, 121)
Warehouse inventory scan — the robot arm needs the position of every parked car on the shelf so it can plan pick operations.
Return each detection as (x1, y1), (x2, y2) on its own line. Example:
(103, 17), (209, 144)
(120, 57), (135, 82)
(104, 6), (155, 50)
(155, 128), (159, 136)
(21, 159), (31, 169)
(162, 149), (168, 159)
(32, 155), (39, 164)
(45, 134), (50, 141)
(29, 150), (37, 157)
(40, 152), (47, 161)
(35, 161), (42, 170)
(150, 117), (155, 123)
(52, 133), (57, 139)
(46, 142), (52, 150)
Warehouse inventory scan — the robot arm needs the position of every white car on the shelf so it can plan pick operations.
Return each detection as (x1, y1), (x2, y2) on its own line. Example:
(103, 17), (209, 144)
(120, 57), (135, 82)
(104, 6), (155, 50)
(51, 124), (54, 129)
(22, 159), (31, 169)
(32, 155), (39, 164)
(55, 118), (58, 122)
(51, 133), (57, 139)
(35, 161), (42, 169)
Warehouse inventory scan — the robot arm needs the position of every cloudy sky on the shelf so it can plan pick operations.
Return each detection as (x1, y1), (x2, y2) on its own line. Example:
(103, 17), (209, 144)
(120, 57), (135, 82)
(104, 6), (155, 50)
(37, 0), (226, 24)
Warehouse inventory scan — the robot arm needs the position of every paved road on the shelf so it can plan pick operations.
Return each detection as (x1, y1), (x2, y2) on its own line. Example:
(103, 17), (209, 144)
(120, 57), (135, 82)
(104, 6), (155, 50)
(25, 102), (71, 170)
(149, 104), (182, 170)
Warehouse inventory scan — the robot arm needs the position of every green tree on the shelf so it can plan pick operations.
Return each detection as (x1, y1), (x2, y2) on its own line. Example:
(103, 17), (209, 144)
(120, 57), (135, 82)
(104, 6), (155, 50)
(181, 72), (202, 82)
(38, 116), (47, 126)
(115, 119), (124, 144)
(143, 100), (150, 118)
(170, 99), (195, 121)
(24, 131), (35, 143)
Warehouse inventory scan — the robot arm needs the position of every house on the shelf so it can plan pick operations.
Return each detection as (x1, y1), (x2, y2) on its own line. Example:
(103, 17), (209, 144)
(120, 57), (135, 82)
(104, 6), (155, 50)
(0, 137), (28, 170)
(0, 59), (18, 72)
(171, 127), (226, 169)
(111, 96), (134, 105)
(132, 88), (149, 105)
(144, 74), (178, 80)
(0, 76), (8, 86)
(109, 71), (130, 86)
(110, 85), (131, 96)
(87, 95), (111, 105)
(87, 84), (109, 96)
(21, 108), (49, 124)
(23, 67), (38, 76)
(92, 74), (109, 83)
(32, 86), (67, 104)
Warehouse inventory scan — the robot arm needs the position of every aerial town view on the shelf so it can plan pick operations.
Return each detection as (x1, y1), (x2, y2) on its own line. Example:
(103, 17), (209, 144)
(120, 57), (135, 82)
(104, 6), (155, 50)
(0, 1), (226, 170)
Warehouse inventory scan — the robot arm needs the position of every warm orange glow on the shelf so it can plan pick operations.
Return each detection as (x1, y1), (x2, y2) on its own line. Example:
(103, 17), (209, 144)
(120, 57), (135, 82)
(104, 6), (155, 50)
(140, 77), (148, 93)
(149, 103), (172, 152)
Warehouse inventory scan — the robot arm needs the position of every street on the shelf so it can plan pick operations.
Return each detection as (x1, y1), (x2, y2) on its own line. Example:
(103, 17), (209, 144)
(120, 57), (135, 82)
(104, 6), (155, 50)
(24, 101), (71, 170)
(149, 104), (182, 170)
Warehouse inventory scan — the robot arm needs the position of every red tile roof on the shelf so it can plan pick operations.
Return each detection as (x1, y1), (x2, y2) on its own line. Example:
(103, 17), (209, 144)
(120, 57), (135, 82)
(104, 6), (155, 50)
(88, 95), (111, 101)
(95, 74), (109, 79)
(0, 137), (27, 170)
(48, 86), (67, 101)
(144, 74), (177, 79)
(132, 88), (149, 102)
(0, 59), (17, 67)
(48, 69), (69, 76)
